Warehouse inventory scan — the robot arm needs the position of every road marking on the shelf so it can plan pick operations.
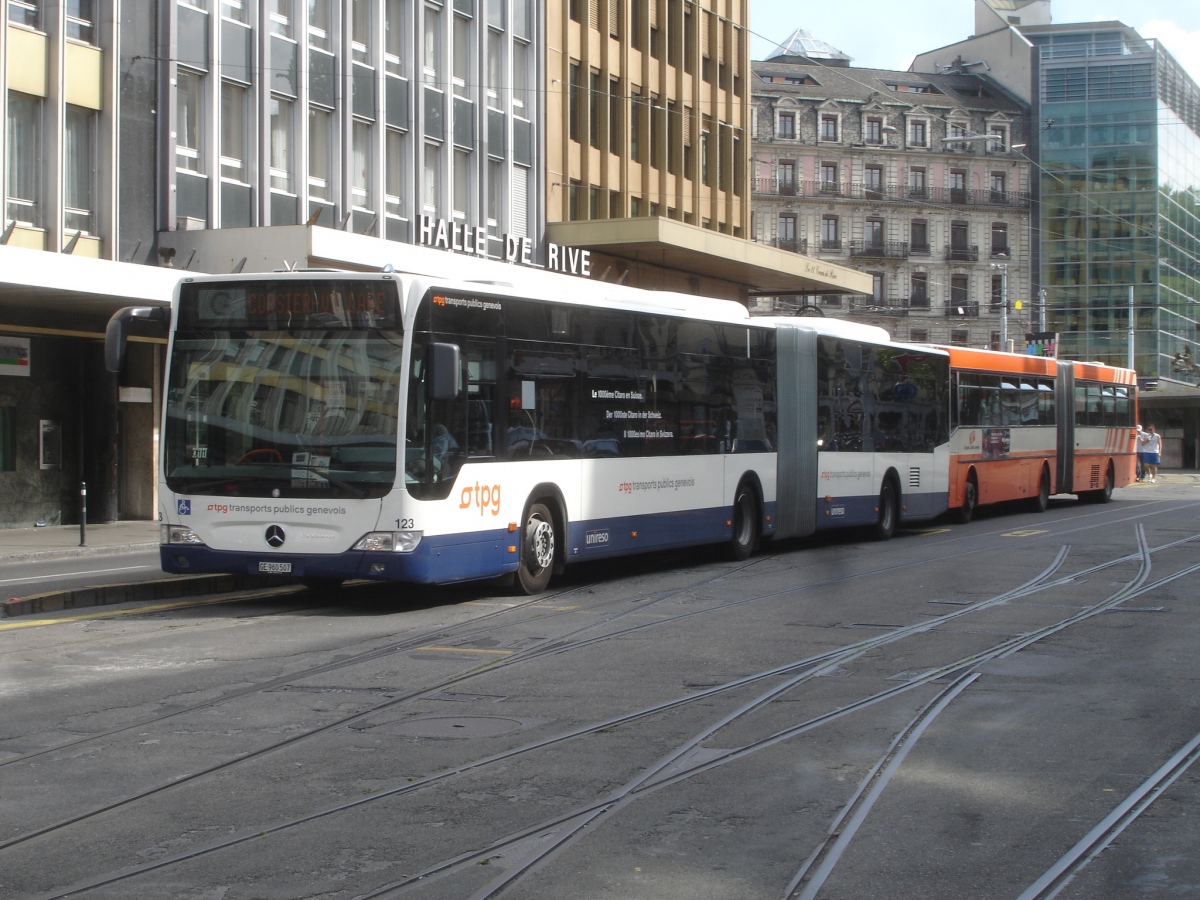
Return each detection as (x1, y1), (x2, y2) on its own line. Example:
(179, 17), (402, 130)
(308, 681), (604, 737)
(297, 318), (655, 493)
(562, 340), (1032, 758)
(1003, 528), (1050, 537)
(0, 586), (301, 631)
(0, 565), (154, 586)
(916, 528), (952, 536)
(0, 596), (235, 631)
(415, 646), (513, 655)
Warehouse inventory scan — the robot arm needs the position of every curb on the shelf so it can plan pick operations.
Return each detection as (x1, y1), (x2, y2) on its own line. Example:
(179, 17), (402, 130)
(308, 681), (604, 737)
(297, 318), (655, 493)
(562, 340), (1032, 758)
(2, 572), (300, 618)
(0, 541), (159, 564)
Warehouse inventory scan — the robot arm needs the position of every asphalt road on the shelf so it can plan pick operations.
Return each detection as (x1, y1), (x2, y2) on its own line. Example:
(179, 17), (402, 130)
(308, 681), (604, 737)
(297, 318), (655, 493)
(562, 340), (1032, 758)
(1, 481), (1198, 900)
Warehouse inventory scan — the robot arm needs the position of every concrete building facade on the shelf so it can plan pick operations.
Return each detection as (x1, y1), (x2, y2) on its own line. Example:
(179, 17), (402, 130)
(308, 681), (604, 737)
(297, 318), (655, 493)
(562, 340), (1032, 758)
(751, 32), (1033, 348)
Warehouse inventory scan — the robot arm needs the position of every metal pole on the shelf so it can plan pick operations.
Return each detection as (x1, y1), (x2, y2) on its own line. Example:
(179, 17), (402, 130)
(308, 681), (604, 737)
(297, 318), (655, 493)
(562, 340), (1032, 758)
(999, 265), (1008, 351)
(1128, 284), (1136, 371)
(1038, 289), (1046, 333)
(79, 482), (87, 547)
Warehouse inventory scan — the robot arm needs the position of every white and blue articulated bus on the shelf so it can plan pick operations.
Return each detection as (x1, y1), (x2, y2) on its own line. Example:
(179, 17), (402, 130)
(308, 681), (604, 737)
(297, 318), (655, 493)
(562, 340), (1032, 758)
(106, 264), (951, 594)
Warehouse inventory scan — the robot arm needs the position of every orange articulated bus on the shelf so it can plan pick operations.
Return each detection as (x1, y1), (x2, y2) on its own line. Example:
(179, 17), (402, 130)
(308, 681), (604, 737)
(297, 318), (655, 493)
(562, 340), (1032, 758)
(941, 347), (1138, 523)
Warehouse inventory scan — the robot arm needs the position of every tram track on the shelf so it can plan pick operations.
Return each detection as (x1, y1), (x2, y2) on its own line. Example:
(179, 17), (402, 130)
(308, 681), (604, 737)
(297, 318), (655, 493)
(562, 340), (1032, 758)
(19, 526), (1200, 899)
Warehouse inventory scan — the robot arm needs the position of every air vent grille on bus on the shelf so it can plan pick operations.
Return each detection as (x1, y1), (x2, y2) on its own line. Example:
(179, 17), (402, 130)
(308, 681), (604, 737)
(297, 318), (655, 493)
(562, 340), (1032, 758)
(909, 467), (921, 488)
(1090, 464), (1102, 488)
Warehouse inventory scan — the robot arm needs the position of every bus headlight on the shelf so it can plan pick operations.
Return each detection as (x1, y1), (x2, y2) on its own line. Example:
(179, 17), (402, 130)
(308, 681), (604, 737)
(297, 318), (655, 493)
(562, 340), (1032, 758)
(353, 531), (423, 552)
(162, 525), (206, 545)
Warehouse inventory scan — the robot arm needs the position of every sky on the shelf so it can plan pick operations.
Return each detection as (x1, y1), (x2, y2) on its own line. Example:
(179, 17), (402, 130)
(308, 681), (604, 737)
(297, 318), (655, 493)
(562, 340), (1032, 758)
(748, 0), (1200, 80)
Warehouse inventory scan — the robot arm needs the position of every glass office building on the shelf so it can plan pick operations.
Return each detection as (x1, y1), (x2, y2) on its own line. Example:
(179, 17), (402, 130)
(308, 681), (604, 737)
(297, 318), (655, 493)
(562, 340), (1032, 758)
(1031, 24), (1200, 385)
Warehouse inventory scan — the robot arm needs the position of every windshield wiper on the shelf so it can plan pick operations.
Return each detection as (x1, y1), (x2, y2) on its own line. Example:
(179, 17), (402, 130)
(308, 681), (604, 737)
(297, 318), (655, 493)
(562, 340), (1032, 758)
(279, 464), (368, 499)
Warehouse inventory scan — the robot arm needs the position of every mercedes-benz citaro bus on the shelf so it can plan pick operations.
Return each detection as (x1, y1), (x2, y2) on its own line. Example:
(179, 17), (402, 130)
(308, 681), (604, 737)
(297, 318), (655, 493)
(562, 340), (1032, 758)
(105, 262), (952, 594)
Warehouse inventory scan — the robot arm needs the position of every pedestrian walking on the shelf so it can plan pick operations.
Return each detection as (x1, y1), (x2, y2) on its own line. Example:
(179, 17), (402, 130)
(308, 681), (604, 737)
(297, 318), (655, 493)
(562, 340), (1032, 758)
(1142, 424), (1162, 483)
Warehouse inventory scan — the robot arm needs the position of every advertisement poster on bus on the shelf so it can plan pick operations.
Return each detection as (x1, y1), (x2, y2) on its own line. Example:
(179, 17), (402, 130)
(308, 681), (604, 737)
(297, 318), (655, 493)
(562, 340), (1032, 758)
(982, 427), (1010, 460)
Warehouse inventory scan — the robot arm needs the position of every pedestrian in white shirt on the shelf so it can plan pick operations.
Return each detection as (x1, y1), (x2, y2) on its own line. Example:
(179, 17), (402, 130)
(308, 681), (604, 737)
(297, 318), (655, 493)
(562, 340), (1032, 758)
(1141, 424), (1162, 482)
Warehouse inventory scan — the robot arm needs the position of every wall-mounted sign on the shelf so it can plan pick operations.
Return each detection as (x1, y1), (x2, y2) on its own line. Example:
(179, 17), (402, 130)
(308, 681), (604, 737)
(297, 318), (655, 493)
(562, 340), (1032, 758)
(417, 215), (591, 278)
(0, 337), (30, 376)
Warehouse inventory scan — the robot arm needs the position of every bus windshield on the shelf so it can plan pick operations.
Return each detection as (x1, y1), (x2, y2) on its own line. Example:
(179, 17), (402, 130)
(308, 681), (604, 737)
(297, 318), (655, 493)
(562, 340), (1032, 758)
(163, 274), (408, 501)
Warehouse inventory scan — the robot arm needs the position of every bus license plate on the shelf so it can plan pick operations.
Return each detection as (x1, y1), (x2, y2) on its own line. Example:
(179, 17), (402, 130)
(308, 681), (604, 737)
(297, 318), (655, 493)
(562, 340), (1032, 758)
(259, 561), (292, 574)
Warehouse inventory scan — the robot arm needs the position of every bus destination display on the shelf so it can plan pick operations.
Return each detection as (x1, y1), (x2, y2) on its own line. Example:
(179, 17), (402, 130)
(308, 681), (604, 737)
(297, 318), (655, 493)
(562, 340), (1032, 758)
(180, 280), (400, 330)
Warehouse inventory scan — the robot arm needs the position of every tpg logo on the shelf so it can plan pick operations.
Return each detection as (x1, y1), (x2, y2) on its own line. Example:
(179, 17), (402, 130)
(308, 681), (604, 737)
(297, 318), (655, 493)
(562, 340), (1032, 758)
(459, 482), (502, 516)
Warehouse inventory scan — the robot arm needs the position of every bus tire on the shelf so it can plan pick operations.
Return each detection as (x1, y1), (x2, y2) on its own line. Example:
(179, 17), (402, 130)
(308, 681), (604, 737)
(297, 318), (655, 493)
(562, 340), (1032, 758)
(956, 473), (978, 524)
(730, 483), (760, 561)
(1030, 466), (1051, 513)
(873, 479), (898, 541)
(516, 501), (556, 594)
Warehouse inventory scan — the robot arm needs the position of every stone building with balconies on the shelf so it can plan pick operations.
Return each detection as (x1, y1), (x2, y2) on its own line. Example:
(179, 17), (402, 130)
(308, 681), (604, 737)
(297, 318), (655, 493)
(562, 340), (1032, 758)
(750, 29), (1034, 349)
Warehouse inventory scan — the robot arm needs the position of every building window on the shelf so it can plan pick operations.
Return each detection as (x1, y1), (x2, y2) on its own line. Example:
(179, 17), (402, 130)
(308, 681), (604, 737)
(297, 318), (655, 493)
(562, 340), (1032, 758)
(5, 91), (41, 226)
(871, 272), (884, 302)
(423, 141), (441, 213)
(385, 128), (406, 220)
(383, 0), (404, 69)
(777, 111), (795, 139)
(990, 171), (1007, 201)
(569, 63), (582, 143)
(950, 329), (969, 346)
(66, 0), (96, 43)
(950, 168), (966, 202)
(820, 113), (838, 142)
(609, 77), (622, 154)
(910, 272), (929, 307)
(308, 106), (332, 201)
(269, 0), (294, 36)
(269, 96), (294, 191)
(352, 119), (373, 209)
(910, 327), (928, 342)
(778, 213), (796, 251)
(589, 71), (600, 149)
(778, 160), (796, 195)
(8, 0), (41, 29)
(63, 106), (96, 234)
(991, 273), (1005, 310)
(988, 125), (1007, 152)
(309, 0), (332, 49)
(865, 217), (883, 248)
(821, 214), (839, 249)
(910, 219), (928, 253)
(948, 121), (968, 149)
(820, 162), (838, 192)
(453, 147), (470, 218)
(423, 4), (441, 82)
(352, 0), (373, 61)
(865, 116), (882, 144)
(951, 274), (970, 312)
(220, 82), (248, 181)
(908, 166), (926, 198)
(221, 0), (248, 23)
(864, 164), (883, 199)
(909, 119), (927, 147)
(176, 70), (205, 172)
(991, 222), (1008, 256)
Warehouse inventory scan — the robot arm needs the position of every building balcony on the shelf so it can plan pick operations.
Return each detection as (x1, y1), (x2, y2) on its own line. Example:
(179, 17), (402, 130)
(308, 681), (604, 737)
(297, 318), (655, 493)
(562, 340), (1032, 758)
(819, 238), (843, 251)
(757, 236), (808, 254)
(847, 297), (914, 316)
(751, 180), (1030, 208)
(946, 244), (980, 262)
(946, 300), (981, 317)
(909, 243), (932, 256)
(849, 239), (909, 259)
(990, 245), (1010, 258)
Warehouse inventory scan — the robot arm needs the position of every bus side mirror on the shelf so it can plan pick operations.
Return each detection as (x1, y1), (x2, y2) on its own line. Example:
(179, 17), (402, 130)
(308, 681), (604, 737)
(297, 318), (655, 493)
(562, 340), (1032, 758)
(429, 342), (462, 400)
(105, 306), (167, 373)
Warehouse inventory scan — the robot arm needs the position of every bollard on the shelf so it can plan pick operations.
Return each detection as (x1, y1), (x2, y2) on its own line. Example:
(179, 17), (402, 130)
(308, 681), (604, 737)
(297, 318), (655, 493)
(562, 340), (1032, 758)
(79, 482), (87, 547)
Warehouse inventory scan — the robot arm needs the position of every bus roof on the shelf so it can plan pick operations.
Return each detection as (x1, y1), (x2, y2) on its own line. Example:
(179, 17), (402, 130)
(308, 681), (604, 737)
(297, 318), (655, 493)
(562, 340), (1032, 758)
(934, 345), (1136, 384)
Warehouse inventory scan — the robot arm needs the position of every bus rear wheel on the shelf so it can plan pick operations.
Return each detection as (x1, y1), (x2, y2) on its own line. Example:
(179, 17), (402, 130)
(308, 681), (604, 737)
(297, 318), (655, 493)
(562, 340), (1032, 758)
(873, 480), (898, 541)
(516, 502), (556, 594)
(730, 484), (760, 561)
(1030, 467), (1050, 513)
(956, 474), (978, 524)
(1087, 463), (1115, 504)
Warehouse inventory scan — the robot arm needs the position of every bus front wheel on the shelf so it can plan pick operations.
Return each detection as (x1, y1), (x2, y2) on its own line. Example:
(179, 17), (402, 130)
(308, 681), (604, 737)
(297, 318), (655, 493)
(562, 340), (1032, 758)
(873, 480), (898, 541)
(730, 485), (760, 561)
(516, 502), (556, 594)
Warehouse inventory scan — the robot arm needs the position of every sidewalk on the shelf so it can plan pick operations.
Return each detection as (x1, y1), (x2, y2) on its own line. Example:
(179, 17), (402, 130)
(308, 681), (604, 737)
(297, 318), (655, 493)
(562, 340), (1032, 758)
(0, 520), (159, 562)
